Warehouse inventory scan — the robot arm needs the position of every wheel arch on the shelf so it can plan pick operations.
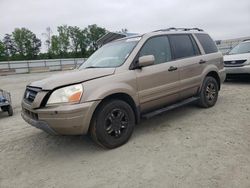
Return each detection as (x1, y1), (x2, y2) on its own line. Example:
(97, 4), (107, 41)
(199, 68), (221, 93)
(205, 71), (221, 90)
(89, 92), (140, 134)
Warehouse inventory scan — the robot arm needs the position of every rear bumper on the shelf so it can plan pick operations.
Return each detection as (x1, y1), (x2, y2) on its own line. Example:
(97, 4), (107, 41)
(21, 100), (100, 135)
(225, 65), (250, 74)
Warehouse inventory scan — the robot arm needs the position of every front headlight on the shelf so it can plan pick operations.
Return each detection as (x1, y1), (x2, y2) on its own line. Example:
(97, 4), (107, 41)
(47, 84), (83, 105)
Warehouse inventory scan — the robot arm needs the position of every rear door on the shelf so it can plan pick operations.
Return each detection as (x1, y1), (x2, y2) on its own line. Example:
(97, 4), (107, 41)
(135, 35), (181, 113)
(194, 33), (222, 69)
(168, 34), (203, 99)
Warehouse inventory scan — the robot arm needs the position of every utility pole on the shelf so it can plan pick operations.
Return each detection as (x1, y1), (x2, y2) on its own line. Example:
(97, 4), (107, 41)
(42, 27), (52, 53)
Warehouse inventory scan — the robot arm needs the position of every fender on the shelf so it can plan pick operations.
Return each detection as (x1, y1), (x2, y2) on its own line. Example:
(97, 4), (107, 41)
(81, 71), (139, 106)
(198, 64), (220, 93)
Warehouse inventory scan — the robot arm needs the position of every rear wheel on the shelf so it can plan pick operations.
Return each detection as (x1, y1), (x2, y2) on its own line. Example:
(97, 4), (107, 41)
(198, 76), (219, 108)
(90, 100), (135, 149)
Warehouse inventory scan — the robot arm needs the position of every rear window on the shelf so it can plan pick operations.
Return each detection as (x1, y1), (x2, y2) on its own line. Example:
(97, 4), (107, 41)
(168, 34), (200, 59)
(195, 33), (218, 54)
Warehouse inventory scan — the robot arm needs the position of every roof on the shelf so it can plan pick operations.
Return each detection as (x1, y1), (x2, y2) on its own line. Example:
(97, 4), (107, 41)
(97, 28), (205, 47)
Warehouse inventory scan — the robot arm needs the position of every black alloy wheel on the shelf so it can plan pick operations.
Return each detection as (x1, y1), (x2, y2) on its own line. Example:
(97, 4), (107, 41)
(90, 100), (135, 149)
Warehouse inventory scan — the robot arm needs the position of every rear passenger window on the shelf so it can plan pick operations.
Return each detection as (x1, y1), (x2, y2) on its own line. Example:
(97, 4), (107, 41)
(139, 36), (172, 64)
(169, 34), (200, 59)
(195, 33), (218, 54)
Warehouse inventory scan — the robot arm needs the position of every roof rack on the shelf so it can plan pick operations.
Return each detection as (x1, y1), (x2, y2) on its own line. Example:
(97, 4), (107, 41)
(154, 27), (204, 32)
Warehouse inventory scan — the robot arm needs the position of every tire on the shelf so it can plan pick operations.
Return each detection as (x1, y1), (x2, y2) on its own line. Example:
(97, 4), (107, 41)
(198, 76), (219, 108)
(7, 106), (13, 116)
(90, 100), (135, 149)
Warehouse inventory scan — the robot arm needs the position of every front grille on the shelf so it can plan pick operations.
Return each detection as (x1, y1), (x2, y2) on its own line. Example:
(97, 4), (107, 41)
(224, 60), (247, 67)
(23, 108), (38, 120)
(24, 87), (41, 104)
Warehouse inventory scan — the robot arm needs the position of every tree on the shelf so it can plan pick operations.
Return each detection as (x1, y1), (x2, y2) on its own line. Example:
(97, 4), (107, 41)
(68, 26), (81, 54)
(85, 24), (106, 53)
(27, 34), (41, 58)
(50, 35), (61, 56)
(3, 34), (16, 57)
(12, 28), (41, 59)
(57, 25), (70, 54)
(68, 26), (87, 57)
(0, 40), (6, 60)
(78, 30), (88, 57)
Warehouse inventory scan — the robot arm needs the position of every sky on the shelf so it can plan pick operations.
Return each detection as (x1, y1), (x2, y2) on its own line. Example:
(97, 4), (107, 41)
(1, 0), (250, 50)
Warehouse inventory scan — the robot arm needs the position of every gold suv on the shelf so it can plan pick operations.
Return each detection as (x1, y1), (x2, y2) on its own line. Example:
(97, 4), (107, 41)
(22, 28), (226, 148)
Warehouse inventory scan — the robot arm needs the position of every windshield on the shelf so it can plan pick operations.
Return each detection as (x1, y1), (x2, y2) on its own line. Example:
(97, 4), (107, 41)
(79, 38), (140, 69)
(229, 42), (250, 55)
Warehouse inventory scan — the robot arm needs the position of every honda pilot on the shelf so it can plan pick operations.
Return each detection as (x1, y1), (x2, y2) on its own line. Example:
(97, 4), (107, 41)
(22, 28), (226, 148)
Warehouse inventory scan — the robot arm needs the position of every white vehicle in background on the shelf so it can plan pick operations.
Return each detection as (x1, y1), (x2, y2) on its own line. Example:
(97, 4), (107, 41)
(224, 40), (250, 77)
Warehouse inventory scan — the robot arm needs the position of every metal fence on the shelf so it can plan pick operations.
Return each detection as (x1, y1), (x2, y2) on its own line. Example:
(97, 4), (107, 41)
(0, 58), (85, 76)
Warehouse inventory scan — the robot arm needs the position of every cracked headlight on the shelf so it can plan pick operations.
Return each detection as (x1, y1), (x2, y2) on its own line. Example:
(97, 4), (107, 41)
(47, 84), (83, 105)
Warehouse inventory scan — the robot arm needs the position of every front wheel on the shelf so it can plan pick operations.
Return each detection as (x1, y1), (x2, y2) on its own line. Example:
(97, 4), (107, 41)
(198, 76), (219, 108)
(8, 105), (13, 116)
(90, 100), (135, 149)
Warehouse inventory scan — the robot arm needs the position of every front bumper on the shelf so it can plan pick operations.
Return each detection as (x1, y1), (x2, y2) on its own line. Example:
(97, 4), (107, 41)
(225, 65), (250, 74)
(21, 100), (100, 135)
(21, 112), (58, 135)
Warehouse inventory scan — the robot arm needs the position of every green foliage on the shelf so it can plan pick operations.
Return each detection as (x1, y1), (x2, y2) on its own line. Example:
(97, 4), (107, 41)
(85, 24), (106, 53)
(68, 26), (81, 52)
(57, 25), (70, 54)
(3, 34), (16, 58)
(12, 28), (41, 59)
(0, 40), (6, 60)
(50, 35), (61, 56)
(0, 24), (108, 61)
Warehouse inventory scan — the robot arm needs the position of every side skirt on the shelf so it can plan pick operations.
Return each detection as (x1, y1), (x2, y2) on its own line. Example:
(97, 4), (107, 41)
(141, 97), (199, 119)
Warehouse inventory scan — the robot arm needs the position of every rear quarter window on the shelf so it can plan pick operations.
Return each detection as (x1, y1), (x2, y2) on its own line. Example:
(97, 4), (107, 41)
(195, 33), (218, 54)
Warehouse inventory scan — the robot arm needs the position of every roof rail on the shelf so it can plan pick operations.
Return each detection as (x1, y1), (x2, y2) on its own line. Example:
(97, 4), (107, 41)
(154, 27), (204, 32)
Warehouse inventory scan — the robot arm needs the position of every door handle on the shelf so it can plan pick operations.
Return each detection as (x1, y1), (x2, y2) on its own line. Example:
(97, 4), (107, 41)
(199, 59), (206, 64)
(168, 66), (178, 72)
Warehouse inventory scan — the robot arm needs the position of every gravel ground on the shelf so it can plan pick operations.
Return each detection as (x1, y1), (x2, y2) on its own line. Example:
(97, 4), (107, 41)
(0, 72), (250, 188)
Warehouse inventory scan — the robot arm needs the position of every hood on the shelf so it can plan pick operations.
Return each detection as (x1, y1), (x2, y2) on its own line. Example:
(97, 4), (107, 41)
(224, 53), (250, 61)
(29, 68), (115, 90)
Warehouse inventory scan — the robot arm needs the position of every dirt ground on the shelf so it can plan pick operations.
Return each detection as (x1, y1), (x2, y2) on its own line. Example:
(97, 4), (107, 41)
(0, 72), (250, 188)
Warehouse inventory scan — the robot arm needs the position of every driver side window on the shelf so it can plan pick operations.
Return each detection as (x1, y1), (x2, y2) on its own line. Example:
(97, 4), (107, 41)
(139, 36), (172, 65)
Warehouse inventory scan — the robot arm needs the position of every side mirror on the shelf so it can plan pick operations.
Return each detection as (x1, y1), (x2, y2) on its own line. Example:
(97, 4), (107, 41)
(138, 55), (155, 67)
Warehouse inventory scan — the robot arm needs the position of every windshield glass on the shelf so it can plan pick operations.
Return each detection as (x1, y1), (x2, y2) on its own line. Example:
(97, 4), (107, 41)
(79, 37), (140, 69)
(229, 42), (250, 55)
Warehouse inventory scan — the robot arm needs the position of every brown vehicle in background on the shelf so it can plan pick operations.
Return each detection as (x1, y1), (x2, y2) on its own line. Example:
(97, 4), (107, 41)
(21, 28), (226, 148)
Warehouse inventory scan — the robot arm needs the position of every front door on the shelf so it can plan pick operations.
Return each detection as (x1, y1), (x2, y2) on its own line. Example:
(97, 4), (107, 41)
(135, 36), (180, 113)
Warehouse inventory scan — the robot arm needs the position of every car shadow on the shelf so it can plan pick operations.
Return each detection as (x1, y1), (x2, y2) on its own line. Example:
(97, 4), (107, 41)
(225, 75), (250, 84)
(24, 103), (200, 159)
(134, 104), (200, 137)
(0, 111), (11, 119)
